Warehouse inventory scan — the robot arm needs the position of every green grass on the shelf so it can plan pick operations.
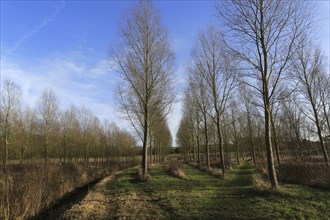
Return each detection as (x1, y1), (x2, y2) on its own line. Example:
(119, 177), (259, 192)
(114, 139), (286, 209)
(67, 161), (330, 219)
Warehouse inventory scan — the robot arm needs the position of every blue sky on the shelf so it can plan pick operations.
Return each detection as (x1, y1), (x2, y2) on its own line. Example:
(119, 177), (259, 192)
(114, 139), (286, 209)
(1, 1), (329, 145)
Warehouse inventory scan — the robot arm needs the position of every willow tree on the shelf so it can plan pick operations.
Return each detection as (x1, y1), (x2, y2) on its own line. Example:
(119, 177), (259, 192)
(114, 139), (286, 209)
(216, 0), (314, 189)
(110, 1), (175, 175)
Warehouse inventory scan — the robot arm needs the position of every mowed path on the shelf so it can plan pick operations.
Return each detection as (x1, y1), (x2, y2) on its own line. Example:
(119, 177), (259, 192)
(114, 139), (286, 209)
(63, 161), (330, 219)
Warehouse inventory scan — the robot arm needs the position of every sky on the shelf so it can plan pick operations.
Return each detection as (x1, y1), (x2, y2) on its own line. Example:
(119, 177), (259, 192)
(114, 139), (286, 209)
(1, 0), (329, 146)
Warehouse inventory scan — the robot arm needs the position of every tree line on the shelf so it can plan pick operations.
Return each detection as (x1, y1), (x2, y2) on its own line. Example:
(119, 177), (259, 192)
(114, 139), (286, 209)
(0, 80), (142, 173)
(176, 0), (329, 190)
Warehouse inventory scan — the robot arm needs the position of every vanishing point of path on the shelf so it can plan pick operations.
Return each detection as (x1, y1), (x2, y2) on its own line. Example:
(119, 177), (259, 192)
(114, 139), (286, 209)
(62, 161), (330, 219)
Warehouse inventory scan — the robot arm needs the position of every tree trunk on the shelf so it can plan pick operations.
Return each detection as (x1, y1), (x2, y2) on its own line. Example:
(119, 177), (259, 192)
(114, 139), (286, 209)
(197, 129), (201, 166)
(250, 138), (256, 167)
(204, 119), (210, 168)
(216, 115), (225, 177)
(271, 116), (281, 166)
(142, 116), (149, 175)
(265, 106), (279, 189)
(149, 133), (152, 165)
(44, 133), (48, 164)
(4, 141), (8, 173)
(312, 107), (329, 165)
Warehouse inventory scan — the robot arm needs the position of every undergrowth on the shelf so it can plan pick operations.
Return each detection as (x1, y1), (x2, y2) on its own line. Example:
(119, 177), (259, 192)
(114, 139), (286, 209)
(164, 159), (188, 179)
(0, 161), (136, 219)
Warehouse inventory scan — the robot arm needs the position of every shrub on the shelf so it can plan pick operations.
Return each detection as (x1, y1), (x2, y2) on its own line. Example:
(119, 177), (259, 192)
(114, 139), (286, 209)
(165, 159), (188, 180)
(136, 166), (152, 182)
(277, 162), (330, 189)
(252, 174), (271, 192)
(256, 160), (330, 189)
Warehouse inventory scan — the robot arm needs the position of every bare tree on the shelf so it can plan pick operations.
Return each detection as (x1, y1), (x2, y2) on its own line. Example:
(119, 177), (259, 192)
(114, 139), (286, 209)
(110, 1), (175, 175)
(38, 88), (59, 163)
(1, 79), (21, 172)
(280, 94), (305, 161)
(291, 44), (329, 164)
(190, 25), (238, 176)
(318, 66), (330, 144)
(187, 65), (212, 168)
(216, 0), (314, 189)
(17, 105), (37, 165)
(228, 101), (241, 165)
(78, 106), (93, 165)
(239, 86), (258, 166)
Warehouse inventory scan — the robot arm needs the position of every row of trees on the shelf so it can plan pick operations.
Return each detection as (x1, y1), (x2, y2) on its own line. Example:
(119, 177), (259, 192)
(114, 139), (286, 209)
(0, 79), (140, 173)
(177, 0), (329, 190)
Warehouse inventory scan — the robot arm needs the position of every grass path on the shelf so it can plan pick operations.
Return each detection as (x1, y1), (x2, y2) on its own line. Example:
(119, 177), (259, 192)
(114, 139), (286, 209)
(63, 161), (330, 219)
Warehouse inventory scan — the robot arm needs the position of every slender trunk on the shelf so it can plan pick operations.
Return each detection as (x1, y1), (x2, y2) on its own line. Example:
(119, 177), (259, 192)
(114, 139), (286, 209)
(216, 115), (225, 177)
(271, 116), (281, 166)
(265, 106), (279, 189)
(240, 142), (245, 161)
(142, 115), (149, 175)
(153, 144), (157, 164)
(313, 110), (329, 165)
(224, 129), (231, 168)
(258, 126), (264, 160)
(197, 128), (201, 166)
(247, 113), (255, 166)
(204, 117), (210, 168)
(249, 138), (256, 167)
(193, 141), (196, 164)
(149, 132), (152, 165)
(44, 132), (48, 164)
(4, 142), (8, 173)
(232, 118), (240, 165)
(235, 143), (240, 165)
(20, 144), (24, 166)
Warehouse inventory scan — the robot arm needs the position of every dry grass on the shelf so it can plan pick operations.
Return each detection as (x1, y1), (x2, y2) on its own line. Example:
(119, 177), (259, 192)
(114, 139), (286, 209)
(208, 167), (223, 178)
(64, 169), (170, 220)
(63, 177), (113, 220)
(256, 160), (330, 189)
(136, 166), (152, 182)
(252, 174), (271, 192)
(165, 159), (188, 180)
(277, 162), (330, 189)
(0, 161), (135, 220)
(199, 165), (223, 179)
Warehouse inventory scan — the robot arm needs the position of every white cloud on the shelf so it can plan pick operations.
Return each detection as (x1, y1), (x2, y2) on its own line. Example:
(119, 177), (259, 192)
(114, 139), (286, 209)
(1, 53), (124, 124)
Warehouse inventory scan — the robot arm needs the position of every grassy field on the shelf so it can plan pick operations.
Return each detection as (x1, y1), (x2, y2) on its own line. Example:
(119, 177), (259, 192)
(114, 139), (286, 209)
(64, 162), (330, 219)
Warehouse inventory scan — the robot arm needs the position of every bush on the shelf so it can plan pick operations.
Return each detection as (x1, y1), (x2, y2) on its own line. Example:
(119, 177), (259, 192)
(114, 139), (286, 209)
(199, 165), (223, 178)
(256, 160), (330, 189)
(165, 159), (188, 179)
(277, 162), (330, 189)
(252, 174), (271, 192)
(136, 166), (152, 182)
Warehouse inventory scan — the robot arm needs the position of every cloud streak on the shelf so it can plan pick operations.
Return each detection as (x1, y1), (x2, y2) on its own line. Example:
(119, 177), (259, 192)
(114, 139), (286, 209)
(6, 1), (66, 56)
